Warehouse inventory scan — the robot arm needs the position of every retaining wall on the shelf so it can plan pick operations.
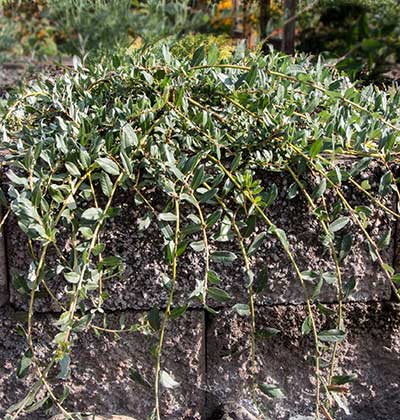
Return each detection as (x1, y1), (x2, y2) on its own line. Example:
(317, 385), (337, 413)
(0, 173), (399, 420)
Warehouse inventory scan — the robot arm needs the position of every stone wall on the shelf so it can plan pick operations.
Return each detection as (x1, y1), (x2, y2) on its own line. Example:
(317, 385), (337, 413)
(0, 176), (399, 420)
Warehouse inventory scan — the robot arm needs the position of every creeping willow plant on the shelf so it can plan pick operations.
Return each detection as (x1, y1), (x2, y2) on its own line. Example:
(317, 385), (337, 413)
(1, 45), (400, 419)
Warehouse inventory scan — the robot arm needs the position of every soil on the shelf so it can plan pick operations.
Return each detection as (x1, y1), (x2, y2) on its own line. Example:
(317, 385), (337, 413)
(0, 57), (73, 98)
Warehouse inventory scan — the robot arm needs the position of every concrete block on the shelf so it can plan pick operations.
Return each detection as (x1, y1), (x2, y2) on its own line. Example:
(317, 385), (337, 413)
(0, 308), (205, 420)
(205, 302), (400, 420)
(5, 169), (395, 312)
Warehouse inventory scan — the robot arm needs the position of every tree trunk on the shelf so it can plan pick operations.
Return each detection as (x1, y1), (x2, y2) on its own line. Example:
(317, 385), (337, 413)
(232, 0), (244, 39)
(282, 0), (297, 54)
(259, 0), (271, 41)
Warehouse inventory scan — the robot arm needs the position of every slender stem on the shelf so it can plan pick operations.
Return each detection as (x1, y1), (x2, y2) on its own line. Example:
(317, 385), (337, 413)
(231, 215), (257, 398)
(89, 173), (104, 302)
(206, 182), (258, 398)
(287, 167), (344, 386)
(209, 155), (321, 419)
(154, 198), (180, 420)
(190, 195), (210, 305)
(10, 169), (95, 418)
(190, 64), (400, 132)
(0, 208), (10, 230)
(64, 173), (124, 344)
(315, 154), (400, 220)
(291, 144), (400, 301)
(19, 244), (74, 419)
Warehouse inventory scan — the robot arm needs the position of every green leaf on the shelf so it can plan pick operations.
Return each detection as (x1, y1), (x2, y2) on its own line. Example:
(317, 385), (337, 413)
(199, 188), (218, 203)
(147, 307), (160, 331)
(64, 272), (80, 284)
(232, 303), (250, 316)
(65, 162), (81, 177)
(327, 167), (342, 185)
(312, 178), (326, 199)
(100, 172), (113, 197)
(204, 304), (219, 315)
(231, 153), (242, 171)
(329, 217), (350, 233)
(247, 232), (266, 256)
(120, 150), (132, 174)
(322, 271), (336, 285)
(207, 270), (221, 285)
(208, 287), (231, 302)
(24, 394), (50, 413)
(79, 148), (91, 169)
(344, 277), (357, 299)
(392, 274), (400, 285)
(92, 243), (105, 256)
(158, 212), (177, 222)
(287, 183), (298, 199)
(17, 349), (32, 378)
(6, 381), (41, 413)
(6, 170), (29, 187)
(207, 44), (219, 65)
(191, 45), (205, 66)
(246, 268), (255, 288)
(160, 370), (180, 389)
(269, 225), (289, 250)
(257, 327), (280, 338)
(259, 383), (284, 398)
(141, 70), (153, 85)
(367, 241), (378, 262)
(177, 241), (187, 257)
(190, 240), (205, 252)
(301, 315), (312, 335)
(171, 305), (188, 319)
(355, 206), (372, 218)
(57, 354), (71, 379)
(254, 266), (268, 294)
(79, 227), (93, 240)
(331, 374), (357, 385)
(206, 209), (222, 228)
(211, 251), (237, 263)
(245, 65), (257, 86)
(81, 207), (103, 221)
(96, 157), (120, 176)
(339, 233), (353, 260)
(310, 138), (323, 157)
(378, 171), (392, 196)
(317, 302), (336, 316)
(264, 184), (278, 207)
(243, 215), (256, 237)
(378, 228), (391, 249)
(349, 157), (370, 176)
(191, 165), (205, 189)
(301, 271), (319, 282)
(311, 276), (323, 300)
(130, 368), (150, 388)
(318, 329), (346, 343)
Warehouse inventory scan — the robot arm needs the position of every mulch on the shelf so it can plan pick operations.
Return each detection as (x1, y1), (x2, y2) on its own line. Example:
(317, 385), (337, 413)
(0, 57), (73, 98)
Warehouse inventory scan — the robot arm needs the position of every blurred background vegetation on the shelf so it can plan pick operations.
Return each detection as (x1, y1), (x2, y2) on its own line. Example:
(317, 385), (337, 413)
(1, 0), (400, 83)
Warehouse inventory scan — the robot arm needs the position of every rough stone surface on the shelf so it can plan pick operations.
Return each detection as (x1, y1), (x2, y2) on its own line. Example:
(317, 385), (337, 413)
(0, 307), (205, 420)
(0, 209), (8, 306)
(206, 302), (400, 420)
(5, 169), (395, 312)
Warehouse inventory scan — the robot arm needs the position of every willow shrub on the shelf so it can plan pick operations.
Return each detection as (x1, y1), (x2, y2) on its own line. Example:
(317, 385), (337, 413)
(1, 46), (400, 419)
